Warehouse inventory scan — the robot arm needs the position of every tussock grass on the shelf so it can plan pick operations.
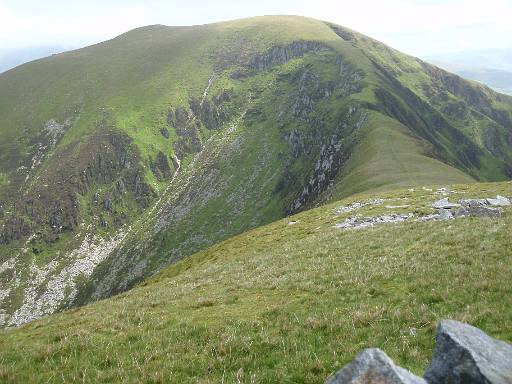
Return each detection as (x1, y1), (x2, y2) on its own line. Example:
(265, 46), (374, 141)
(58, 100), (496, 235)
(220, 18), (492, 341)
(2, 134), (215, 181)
(0, 181), (510, 383)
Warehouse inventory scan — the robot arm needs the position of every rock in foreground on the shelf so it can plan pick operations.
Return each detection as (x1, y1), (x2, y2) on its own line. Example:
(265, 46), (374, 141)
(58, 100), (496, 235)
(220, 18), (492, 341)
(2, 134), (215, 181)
(424, 320), (512, 384)
(326, 348), (426, 384)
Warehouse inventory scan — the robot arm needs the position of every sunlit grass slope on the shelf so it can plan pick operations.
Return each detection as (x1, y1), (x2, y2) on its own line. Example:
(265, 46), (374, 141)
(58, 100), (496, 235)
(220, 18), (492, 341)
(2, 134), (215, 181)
(325, 111), (474, 200)
(1, 181), (510, 383)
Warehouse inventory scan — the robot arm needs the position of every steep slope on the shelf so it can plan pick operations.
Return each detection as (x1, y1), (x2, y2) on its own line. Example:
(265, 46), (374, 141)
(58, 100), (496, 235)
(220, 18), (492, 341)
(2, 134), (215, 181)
(0, 181), (511, 383)
(425, 48), (512, 95)
(431, 65), (512, 96)
(0, 16), (511, 326)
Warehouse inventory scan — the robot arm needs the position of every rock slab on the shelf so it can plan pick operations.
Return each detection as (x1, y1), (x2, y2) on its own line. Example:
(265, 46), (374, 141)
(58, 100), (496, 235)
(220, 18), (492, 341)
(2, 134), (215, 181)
(424, 320), (512, 384)
(326, 348), (426, 384)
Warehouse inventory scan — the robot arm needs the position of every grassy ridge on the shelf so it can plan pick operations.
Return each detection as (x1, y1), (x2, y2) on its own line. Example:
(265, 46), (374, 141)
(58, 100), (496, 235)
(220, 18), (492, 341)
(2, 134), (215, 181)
(320, 111), (474, 200)
(1, 181), (510, 383)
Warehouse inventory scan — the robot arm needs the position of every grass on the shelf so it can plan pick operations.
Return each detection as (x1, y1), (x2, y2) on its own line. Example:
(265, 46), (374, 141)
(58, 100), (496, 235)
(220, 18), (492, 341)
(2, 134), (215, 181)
(324, 111), (474, 200)
(1, 16), (512, 373)
(0, 173), (8, 186)
(0, 181), (510, 383)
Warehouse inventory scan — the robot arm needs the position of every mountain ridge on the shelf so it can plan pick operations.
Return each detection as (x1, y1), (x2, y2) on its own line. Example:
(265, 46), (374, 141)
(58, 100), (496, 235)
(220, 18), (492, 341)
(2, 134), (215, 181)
(0, 15), (511, 327)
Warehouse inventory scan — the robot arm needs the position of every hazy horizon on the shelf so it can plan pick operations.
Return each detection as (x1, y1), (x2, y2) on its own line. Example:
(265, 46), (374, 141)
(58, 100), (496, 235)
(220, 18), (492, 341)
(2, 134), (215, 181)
(2, 0), (512, 56)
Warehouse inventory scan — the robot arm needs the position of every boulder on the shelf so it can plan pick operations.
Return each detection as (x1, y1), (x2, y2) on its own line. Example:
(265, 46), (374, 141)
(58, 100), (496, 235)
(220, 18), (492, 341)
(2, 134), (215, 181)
(432, 198), (460, 209)
(487, 195), (511, 206)
(453, 206), (470, 218)
(437, 209), (453, 220)
(467, 206), (502, 218)
(159, 127), (170, 139)
(460, 199), (488, 208)
(424, 320), (512, 384)
(326, 348), (426, 384)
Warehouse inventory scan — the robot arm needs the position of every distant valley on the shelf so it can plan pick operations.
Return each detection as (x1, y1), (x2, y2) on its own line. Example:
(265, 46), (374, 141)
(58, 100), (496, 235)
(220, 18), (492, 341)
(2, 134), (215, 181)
(426, 47), (512, 95)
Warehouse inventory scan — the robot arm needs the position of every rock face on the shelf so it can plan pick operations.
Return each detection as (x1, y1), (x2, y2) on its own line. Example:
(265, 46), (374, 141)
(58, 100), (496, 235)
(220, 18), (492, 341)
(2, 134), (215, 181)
(325, 348), (426, 384)
(424, 320), (512, 384)
(247, 40), (330, 72)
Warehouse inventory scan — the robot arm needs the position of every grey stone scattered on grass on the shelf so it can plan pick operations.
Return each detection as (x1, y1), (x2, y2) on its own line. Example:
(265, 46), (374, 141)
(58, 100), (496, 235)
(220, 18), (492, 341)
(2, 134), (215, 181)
(335, 199), (385, 214)
(334, 214), (412, 230)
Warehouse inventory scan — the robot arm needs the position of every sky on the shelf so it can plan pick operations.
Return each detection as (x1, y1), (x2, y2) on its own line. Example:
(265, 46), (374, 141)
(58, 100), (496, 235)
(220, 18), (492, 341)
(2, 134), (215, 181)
(1, 0), (511, 57)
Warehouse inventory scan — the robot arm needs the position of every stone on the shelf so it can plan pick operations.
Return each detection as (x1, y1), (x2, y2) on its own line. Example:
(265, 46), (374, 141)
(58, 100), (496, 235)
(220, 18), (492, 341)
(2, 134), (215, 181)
(150, 151), (173, 181)
(334, 214), (412, 230)
(487, 195), (511, 206)
(454, 206), (470, 218)
(159, 127), (170, 139)
(432, 198), (460, 209)
(103, 198), (113, 212)
(437, 209), (453, 220)
(467, 206), (502, 218)
(425, 320), (512, 384)
(460, 199), (488, 208)
(325, 348), (426, 384)
(436, 187), (453, 196)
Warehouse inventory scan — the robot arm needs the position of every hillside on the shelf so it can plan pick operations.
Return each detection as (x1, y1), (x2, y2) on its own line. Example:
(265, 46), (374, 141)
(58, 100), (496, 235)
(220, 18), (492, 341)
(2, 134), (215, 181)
(426, 47), (512, 95)
(0, 46), (70, 74)
(0, 181), (511, 382)
(1, 16), (512, 327)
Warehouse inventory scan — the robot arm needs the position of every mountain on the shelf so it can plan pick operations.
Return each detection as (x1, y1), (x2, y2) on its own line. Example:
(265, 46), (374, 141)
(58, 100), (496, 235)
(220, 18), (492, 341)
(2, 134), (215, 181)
(1, 16), (512, 329)
(0, 181), (511, 382)
(426, 47), (512, 72)
(0, 46), (71, 74)
(426, 48), (512, 95)
(430, 66), (512, 96)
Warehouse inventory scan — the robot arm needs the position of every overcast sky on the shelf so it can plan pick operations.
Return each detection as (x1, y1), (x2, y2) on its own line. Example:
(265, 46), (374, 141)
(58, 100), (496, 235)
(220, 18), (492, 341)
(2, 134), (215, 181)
(1, 0), (511, 57)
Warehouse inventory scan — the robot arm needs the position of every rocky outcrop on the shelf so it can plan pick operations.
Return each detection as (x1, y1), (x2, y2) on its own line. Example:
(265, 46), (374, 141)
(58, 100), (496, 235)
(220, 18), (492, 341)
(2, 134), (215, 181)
(432, 196), (509, 219)
(289, 107), (367, 213)
(425, 320), (512, 384)
(168, 89), (233, 159)
(0, 129), (155, 245)
(168, 107), (203, 159)
(326, 348), (426, 384)
(335, 213), (413, 229)
(189, 94), (229, 131)
(334, 194), (510, 230)
(151, 151), (174, 181)
(327, 321), (512, 384)
(159, 127), (170, 139)
(328, 24), (357, 42)
(420, 61), (512, 130)
(247, 41), (330, 72)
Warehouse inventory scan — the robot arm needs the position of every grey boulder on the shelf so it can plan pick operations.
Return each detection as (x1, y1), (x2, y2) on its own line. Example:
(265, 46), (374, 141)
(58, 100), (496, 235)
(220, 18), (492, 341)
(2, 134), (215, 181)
(425, 320), (512, 384)
(467, 206), (502, 218)
(326, 348), (426, 384)
(460, 199), (488, 208)
(457, 199), (502, 218)
(487, 195), (511, 206)
(432, 198), (460, 209)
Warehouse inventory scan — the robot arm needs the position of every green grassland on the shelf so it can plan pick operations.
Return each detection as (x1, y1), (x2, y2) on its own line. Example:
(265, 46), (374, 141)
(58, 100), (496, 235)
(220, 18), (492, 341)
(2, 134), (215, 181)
(1, 15), (512, 359)
(1, 181), (510, 383)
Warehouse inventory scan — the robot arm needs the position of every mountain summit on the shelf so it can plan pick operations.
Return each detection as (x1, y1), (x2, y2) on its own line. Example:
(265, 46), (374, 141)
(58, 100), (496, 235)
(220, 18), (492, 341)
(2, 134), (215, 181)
(0, 16), (511, 327)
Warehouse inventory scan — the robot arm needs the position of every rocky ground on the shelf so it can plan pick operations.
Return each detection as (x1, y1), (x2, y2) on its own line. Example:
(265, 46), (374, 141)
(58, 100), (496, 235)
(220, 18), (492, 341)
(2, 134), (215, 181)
(333, 189), (510, 230)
